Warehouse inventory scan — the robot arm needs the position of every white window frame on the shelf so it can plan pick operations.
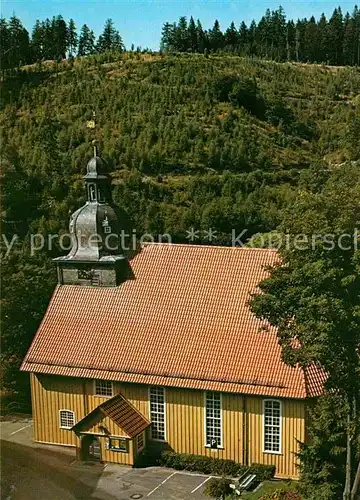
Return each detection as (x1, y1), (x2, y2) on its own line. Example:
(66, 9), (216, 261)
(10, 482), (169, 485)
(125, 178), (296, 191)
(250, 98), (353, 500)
(204, 391), (223, 448)
(94, 379), (113, 397)
(137, 432), (145, 451)
(59, 409), (76, 429)
(263, 399), (282, 455)
(149, 386), (166, 441)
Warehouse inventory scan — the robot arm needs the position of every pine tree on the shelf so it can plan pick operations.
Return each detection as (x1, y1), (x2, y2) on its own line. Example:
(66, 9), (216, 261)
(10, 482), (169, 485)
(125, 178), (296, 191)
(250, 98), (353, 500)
(67, 18), (78, 57)
(304, 16), (319, 62)
(31, 20), (44, 61)
(175, 16), (189, 52)
(238, 21), (248, 54)
(271, 7), (287, 60)
(160, 22), (176, 52)
(248, 20), (257, 55)
(78, 24), (95, 56)
(0, 18), (10, 70)
(295, 19), (303, 62)
(52, 15), (67, 60)
(96, 18), (124, 53)
(196, 19), (206, 53)
(257, 9), (272, 58)
(208, 19), (223, 52)
(286, 20), (296, 61)
(317, 13), (328, 63)
(224, 21), (238, 50)
(352, 5), (360, 65)
(343, 12), (355, 66)
(327, 7), (344, 65)
(42, 18), (53, 60)
(8, 15), (30, 67)
(188, 16), (198, 53)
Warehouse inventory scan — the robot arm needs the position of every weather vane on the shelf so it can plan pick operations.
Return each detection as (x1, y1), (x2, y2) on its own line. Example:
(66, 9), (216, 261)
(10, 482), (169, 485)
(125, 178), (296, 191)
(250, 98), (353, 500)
(86, 110), (96, 130)
(86, 111), (97, 157)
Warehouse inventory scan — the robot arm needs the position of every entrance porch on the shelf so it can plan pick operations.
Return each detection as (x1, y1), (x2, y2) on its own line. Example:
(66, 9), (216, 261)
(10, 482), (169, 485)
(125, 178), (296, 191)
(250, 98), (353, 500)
(71, 393), (150, 465)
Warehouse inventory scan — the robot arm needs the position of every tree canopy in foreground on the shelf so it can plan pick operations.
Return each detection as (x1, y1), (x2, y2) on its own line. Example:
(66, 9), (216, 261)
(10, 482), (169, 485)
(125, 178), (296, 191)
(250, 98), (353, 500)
(250, 165), (360, 499)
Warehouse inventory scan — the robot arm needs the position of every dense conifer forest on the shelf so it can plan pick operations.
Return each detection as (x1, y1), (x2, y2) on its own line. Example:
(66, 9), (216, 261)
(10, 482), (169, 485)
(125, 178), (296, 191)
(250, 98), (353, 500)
(1, 5), (360, 68)
(162, 6), (360, 66)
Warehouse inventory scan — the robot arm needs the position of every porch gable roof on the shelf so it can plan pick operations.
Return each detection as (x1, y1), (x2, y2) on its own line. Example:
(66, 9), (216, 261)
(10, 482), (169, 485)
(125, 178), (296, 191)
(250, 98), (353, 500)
(72, 393), (150, 438)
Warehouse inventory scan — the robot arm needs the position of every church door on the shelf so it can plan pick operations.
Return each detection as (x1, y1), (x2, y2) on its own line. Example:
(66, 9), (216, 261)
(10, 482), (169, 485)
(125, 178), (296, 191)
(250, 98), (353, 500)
(88, 436), (101, 460)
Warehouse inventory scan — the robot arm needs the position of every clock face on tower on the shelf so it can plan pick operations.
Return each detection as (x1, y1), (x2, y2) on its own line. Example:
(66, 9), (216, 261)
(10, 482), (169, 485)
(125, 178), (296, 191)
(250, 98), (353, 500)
(78, 268), (93, 280)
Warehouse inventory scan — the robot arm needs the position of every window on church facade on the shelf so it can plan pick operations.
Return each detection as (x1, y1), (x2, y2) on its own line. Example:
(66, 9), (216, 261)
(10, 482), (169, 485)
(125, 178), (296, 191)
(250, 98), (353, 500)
(149, 387), (165, 441)
(205, 392), (222, 448)
(263, 399), (282, 453)
(95, 379), (113, 397)
(59, 409), (75, 429)
(109, 437), (127, 452)
(89, 184), (96, 201)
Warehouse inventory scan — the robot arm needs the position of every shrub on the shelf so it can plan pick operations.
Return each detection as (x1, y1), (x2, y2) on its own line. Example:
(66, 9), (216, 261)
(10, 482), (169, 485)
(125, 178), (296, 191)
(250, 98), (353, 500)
(133, 442), (166, 468)
(259, 489), (302, 500)
(204, 477), (232, 498)
(133, 448), (159, 468)
(249, 463), (276, 481)
(158, 451), (276, 480)
(211, 74), (264, 117)
(159, 451), (244, 476)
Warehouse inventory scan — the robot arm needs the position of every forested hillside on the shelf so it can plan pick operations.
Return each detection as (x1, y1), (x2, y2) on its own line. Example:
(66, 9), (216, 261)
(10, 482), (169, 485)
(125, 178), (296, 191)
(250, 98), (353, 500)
(1, 51), (360, 392)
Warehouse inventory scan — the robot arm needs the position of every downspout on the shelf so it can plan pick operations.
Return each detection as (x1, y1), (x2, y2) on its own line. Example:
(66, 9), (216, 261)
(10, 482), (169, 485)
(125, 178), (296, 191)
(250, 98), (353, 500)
(79, 380), (89, 461)
(242, 395), (248, 466)
(82, 380), (88, 415)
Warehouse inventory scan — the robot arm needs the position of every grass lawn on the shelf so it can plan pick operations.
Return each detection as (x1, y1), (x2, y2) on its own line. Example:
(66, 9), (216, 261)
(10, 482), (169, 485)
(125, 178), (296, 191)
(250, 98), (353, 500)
(239, 479), (298, 499)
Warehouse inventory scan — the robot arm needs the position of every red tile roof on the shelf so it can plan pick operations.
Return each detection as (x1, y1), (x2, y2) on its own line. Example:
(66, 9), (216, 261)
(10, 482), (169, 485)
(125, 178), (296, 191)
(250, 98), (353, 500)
(21, 244), (325, 399)
(72, 393), (150, 437)
(304, 363), (327, 398)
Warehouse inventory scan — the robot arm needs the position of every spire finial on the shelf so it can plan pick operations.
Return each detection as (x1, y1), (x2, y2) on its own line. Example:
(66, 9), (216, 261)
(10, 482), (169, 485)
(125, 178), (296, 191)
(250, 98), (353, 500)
(92, 139), (98, 158)
(87, 110), (97, 157)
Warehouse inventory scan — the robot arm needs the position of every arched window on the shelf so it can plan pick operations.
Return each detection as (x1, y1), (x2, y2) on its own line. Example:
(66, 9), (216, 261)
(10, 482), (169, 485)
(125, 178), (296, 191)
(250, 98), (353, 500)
(89, 184), (96, 201)
(98, 187), (105, 203)
(59, 409), (76, 429)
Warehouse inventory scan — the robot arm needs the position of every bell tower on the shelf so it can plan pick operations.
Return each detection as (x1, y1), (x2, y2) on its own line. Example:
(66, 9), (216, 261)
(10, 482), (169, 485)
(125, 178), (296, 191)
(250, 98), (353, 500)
(54, 141), (130, 287)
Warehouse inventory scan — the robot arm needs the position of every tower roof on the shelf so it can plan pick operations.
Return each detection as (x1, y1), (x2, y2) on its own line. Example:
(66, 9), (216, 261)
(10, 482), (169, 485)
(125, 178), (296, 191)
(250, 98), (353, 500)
(84, 156), (108, 181)
(55, 145), (123, 262)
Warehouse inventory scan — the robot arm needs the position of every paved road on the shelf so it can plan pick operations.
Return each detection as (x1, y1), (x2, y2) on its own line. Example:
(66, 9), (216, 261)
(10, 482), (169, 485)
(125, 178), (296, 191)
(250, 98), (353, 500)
(1, 439), (116, 500)
(0, 418), (210, 500)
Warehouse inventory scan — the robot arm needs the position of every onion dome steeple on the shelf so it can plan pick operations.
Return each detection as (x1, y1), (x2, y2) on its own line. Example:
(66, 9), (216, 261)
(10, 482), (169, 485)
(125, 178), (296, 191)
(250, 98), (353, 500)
(54, 140), (129, 287)
(84, 141), (110, 204)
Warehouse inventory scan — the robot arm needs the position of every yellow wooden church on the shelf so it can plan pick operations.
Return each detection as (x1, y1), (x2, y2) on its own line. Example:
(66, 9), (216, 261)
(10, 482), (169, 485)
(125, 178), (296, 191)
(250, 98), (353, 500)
(21, 151), (325, 479)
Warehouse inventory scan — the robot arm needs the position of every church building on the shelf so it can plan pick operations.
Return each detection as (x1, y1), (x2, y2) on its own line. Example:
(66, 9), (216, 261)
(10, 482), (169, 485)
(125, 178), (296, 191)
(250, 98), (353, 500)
(21, 149), (325, 479)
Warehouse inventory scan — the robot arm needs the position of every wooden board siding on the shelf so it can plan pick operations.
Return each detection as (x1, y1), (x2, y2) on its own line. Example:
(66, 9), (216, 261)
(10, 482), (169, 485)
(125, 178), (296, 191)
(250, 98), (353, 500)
(247, 397), (305, 479)
(30, 373), (83, 447)
(165, 388), (245, 462)
(30, 374), (305, 478)
(83, 415), (130, 438)
(101, 438), (134, 466)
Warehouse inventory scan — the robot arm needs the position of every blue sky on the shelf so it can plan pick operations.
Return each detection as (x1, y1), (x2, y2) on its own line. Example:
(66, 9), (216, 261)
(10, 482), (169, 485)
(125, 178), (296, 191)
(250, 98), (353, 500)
(2, 1), (357, 50)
